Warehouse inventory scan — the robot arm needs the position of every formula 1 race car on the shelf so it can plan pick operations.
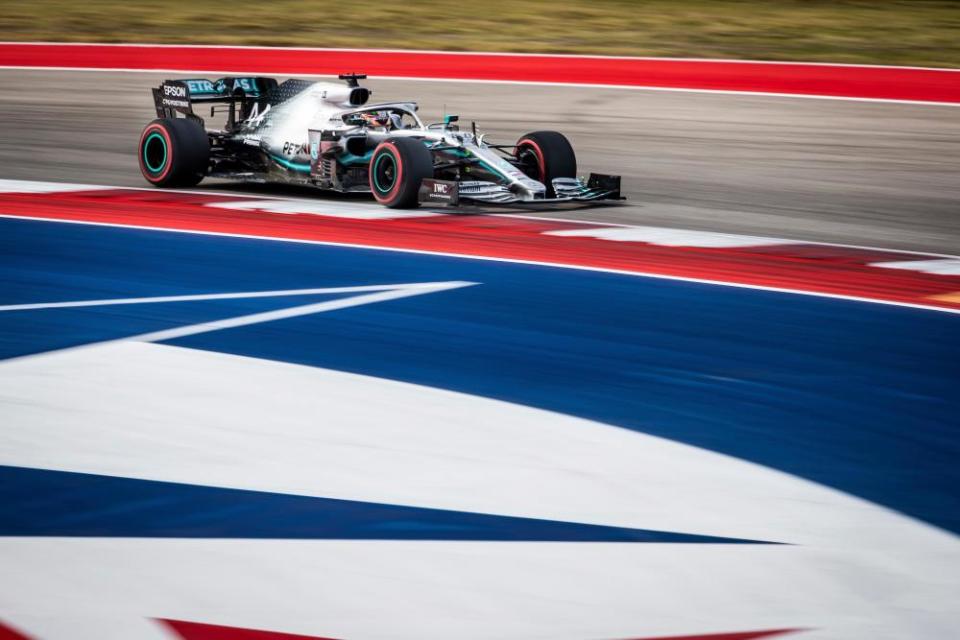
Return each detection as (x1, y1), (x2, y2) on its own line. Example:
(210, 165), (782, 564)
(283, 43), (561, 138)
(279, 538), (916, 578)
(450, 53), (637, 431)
(139, 74), (622, 208)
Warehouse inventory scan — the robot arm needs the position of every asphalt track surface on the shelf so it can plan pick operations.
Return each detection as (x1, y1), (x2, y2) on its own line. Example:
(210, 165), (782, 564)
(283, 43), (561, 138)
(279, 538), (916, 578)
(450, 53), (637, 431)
(1, 69), (959, 254)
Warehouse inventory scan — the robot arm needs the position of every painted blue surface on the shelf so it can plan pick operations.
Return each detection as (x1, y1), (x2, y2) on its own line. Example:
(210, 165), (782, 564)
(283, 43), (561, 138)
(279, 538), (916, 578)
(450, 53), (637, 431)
(1, 217), (958, 534)
(0, 466), (767, 542)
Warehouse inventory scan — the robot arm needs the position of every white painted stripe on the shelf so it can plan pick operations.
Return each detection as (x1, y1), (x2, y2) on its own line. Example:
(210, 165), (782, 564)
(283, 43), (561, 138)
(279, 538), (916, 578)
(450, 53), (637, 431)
(0, 280), (475, 363)
(545, 226), (796, 248)
(871, 259), (960, 276)
(129, 281), (473, 344)
(0, 178), (109, 193)
(6, 213), (959, 315)
(510, 211), (960, 258)
(206, 199), (441, 219)
(0, 283), (449, 312)
(2, 66), (958, 107)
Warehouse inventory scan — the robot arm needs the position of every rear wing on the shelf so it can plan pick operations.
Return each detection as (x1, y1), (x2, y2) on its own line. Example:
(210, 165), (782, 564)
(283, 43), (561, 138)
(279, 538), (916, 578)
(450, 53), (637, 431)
(152, 77), (279, 128)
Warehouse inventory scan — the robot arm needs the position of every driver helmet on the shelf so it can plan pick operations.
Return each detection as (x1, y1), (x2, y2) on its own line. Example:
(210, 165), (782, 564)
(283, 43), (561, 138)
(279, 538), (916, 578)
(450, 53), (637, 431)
(361, 111), (392, 128)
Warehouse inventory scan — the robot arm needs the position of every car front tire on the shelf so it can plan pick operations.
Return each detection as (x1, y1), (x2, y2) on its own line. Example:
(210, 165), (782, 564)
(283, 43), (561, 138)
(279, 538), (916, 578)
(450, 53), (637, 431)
(369, 137), (434, 208)
(515, 131), (577, 198)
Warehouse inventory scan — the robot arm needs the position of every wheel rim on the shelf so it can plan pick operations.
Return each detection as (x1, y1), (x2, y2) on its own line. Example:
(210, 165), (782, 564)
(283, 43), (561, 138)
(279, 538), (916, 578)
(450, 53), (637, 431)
(372, 152), (397, 193)
(143, 132), (167, 174)
(516, 143), (544, 182)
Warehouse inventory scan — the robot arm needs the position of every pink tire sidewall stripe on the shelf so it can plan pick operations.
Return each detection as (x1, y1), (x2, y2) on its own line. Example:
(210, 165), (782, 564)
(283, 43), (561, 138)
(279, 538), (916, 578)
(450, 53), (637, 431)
(517, 139), (547, 182)
(370, 143), (404, 204)
(138, 123), (174, 183)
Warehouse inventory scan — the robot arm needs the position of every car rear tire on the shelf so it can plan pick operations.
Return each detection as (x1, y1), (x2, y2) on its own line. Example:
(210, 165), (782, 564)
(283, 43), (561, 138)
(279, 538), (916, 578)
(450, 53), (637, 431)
(138, 118), (209, 188)
(515, 131), (577, 198)
(369, 137), (434, 208)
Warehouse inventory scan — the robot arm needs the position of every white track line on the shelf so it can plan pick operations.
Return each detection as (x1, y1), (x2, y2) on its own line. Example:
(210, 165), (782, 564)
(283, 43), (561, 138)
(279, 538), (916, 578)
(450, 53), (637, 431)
(1, 66), (957, 107)
(207, 199), (440, 219)
(0, 280), (476, 363)
(123, 281), (474, 343)
(544, 226), (797, 248)
(871, 259), (960, 276)
(0, 283), (459, 312)
(3, 213), (957, 316)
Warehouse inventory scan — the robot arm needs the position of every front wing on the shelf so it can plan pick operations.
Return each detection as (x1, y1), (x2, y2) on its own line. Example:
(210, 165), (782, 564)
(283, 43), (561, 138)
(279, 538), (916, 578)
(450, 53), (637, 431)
(419, 174), (624, 206)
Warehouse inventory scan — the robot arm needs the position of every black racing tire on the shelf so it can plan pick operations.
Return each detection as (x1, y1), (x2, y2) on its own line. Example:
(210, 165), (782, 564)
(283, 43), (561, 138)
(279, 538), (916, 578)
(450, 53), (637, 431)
(515, 131), (577, 198)
(138, 118), (210, 188)
(369, 137), (434, 208)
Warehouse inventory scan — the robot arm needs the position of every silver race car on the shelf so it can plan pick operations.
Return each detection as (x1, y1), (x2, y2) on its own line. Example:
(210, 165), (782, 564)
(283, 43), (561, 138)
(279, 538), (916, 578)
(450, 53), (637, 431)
(139, 74), (622, 208)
